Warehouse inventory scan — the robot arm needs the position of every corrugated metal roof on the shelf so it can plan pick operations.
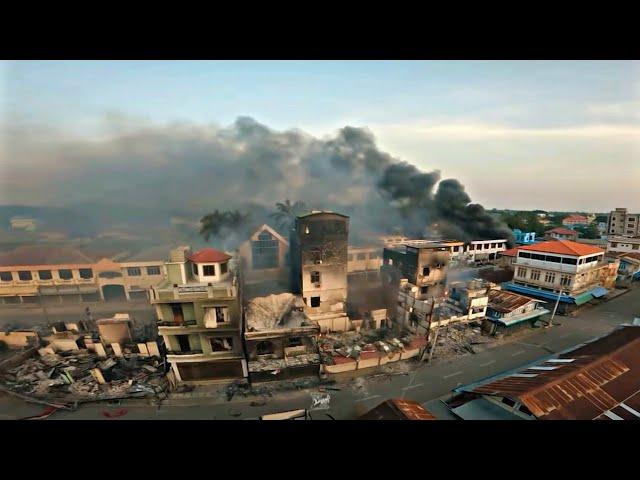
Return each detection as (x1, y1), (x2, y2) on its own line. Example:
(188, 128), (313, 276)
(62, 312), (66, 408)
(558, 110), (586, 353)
(488, 289), (544, 313)
(459, 325), (640, 420)
(359, 399), (437, 420)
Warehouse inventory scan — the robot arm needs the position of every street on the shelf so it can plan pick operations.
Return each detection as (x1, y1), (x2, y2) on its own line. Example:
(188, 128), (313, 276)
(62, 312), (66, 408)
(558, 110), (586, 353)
(1, 287), (638, 420)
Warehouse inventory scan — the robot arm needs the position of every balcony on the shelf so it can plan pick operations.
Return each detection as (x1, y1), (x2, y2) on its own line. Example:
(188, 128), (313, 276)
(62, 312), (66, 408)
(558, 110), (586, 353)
(150, 283), (237, 302)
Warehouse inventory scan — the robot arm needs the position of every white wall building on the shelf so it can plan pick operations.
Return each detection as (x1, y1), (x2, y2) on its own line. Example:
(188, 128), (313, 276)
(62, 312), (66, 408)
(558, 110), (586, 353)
(607, 236), (640, 255)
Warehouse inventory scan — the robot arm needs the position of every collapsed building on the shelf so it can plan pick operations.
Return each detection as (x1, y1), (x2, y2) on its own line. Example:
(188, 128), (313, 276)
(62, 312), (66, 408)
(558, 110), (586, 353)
(244, 293), (321, 383)
(150, 246), (248, 384)
(0, 314), (167, 408)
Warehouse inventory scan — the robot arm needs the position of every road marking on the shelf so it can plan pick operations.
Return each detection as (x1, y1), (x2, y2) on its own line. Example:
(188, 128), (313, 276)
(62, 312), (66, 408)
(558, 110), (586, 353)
(355, 395), (381, 403)
(511, 350), (525, 356)
(479, 360), (496, 367)
(401, 383), (424, 391)
(443, 371), (463, 379)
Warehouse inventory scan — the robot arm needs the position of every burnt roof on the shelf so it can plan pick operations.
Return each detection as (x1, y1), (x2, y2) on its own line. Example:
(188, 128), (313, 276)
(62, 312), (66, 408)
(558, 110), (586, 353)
(460, 325), (640, 420)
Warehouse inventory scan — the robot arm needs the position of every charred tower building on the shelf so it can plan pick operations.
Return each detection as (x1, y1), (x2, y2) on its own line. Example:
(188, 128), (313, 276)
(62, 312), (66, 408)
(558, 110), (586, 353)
(290, 211), (349, 321)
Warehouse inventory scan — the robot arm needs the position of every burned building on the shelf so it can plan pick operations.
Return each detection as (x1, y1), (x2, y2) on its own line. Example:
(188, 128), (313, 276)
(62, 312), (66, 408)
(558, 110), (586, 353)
(381, 240), (454, 301)
(244, 293), (321, 383)
(289, 211), (349, 325)
(149, 246), (247, 384)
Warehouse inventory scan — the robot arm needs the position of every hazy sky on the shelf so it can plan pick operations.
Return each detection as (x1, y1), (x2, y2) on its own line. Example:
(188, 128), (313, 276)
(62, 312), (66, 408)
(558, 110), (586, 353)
(2, 60), (639, 212)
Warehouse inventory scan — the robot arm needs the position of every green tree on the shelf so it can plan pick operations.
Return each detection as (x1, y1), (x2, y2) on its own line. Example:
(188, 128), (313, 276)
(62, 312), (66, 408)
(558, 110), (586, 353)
(199, 209), (249, 241)
(269, 199), (308, 232)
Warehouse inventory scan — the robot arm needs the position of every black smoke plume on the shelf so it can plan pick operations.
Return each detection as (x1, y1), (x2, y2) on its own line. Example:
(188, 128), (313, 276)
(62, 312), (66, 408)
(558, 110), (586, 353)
(2, 116), (513, 246)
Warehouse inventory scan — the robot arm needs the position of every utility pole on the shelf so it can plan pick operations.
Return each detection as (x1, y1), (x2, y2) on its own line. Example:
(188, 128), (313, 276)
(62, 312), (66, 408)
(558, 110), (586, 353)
(547, 263), (564, 328)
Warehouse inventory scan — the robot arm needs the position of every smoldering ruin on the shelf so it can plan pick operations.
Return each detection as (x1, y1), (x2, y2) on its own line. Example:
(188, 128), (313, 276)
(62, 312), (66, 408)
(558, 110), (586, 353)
(3, 116), (512, 246)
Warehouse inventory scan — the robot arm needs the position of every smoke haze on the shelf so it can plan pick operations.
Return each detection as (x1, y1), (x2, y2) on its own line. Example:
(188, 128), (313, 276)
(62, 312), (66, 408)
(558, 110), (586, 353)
(1, 116), (512, 245)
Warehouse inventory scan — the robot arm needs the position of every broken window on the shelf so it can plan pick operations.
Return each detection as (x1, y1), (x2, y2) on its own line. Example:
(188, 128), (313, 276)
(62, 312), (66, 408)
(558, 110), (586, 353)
(220, 262), (228, 274)
(310, 271), (321, 283)
(177, 335), (191, 352)
(252, 231), (279, 269)
(310, 296), (321, 307)
(421, 286), (429, 294)
(38, 270), (52, 280)
(171, 304), (184, 325)
(203, 265), (216, 276)
(18, 271), (32, 281)
(210, 337), (233, 352)
(256, 341), (275, 355)
(422, 267), (430, 276)
(79, 268), (93, 279)
(204, 306), (228, 327)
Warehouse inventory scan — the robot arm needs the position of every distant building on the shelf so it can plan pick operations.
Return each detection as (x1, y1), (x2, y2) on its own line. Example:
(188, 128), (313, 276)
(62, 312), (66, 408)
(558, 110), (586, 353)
(10, 216), (37, 231)
(545, 227), (578, 241)
(512, 229), (536, 245)
(150, 246), (247, 384)
(347, 246), (382, 281)
(447, 324), (640, 420)
(504, 239), (619, 312)
(483, 289), (549, 336)
(462, 239), (508, 263)
(597, 222), (608, 237)
(607, 236), (640, 255)
(0, 246), (166, 305)
(607, 208), (640, 237)
(238, 224), (289, 285)
(562, 214), (589, 228)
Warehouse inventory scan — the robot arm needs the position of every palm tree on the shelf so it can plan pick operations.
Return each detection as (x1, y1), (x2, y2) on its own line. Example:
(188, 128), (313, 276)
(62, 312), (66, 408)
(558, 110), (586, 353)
(269, 199), (308, 232)
(199, 209), (249, 241)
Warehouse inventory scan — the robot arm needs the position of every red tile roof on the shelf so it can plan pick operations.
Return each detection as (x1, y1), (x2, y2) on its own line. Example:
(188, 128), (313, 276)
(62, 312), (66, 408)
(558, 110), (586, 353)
(187, 248), (231, 264)
(518, 239), (603, 257)
(546, 227), (578, 236)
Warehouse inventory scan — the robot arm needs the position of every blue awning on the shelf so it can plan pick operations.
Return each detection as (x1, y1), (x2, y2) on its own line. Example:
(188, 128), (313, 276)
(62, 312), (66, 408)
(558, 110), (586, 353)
(503, 283), (574, 303)
(573, 292), (594, 305)
(589, 286), (608, 298)
(487, 308), (551, 327)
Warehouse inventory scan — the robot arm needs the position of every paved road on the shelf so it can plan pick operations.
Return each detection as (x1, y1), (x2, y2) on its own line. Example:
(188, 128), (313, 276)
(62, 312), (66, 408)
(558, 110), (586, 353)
(2, 287), (638, 420)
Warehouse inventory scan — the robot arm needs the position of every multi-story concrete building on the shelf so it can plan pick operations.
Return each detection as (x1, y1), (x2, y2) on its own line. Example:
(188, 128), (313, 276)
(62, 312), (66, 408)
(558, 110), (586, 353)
(504, 239), (619, 312)
(347, 246), (382, 280)
(150, 246), (247, 384)
(0, 246), (166, 305)
(545, 227), (578, 241)
(562, 214), (589, 228)
(607, 236), (640, 255)
(289, 211), (349, 323)
(382, 241), (452, 300)
(607, 208), (640, 237)
(461, 239), (508, 263)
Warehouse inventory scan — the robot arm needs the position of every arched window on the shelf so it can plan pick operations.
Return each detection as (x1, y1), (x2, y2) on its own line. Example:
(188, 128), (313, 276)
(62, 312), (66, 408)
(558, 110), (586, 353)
(252, 230), (279, 269)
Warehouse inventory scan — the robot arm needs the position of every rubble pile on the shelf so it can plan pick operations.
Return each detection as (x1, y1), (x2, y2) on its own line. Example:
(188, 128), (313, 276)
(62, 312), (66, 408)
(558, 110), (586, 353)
(0, 350), (168, 404)
(245, 293), (309, 331)
(431, 321), (494, 359)
(319, 328), (414, 365)
(224, 376), (321, 401)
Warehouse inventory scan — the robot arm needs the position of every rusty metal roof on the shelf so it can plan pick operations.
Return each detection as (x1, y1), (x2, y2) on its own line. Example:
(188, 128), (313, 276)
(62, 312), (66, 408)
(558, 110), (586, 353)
(358, 399), (437, 420)
(488, 289), (544, 314)
(460, 325), (640, 420)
